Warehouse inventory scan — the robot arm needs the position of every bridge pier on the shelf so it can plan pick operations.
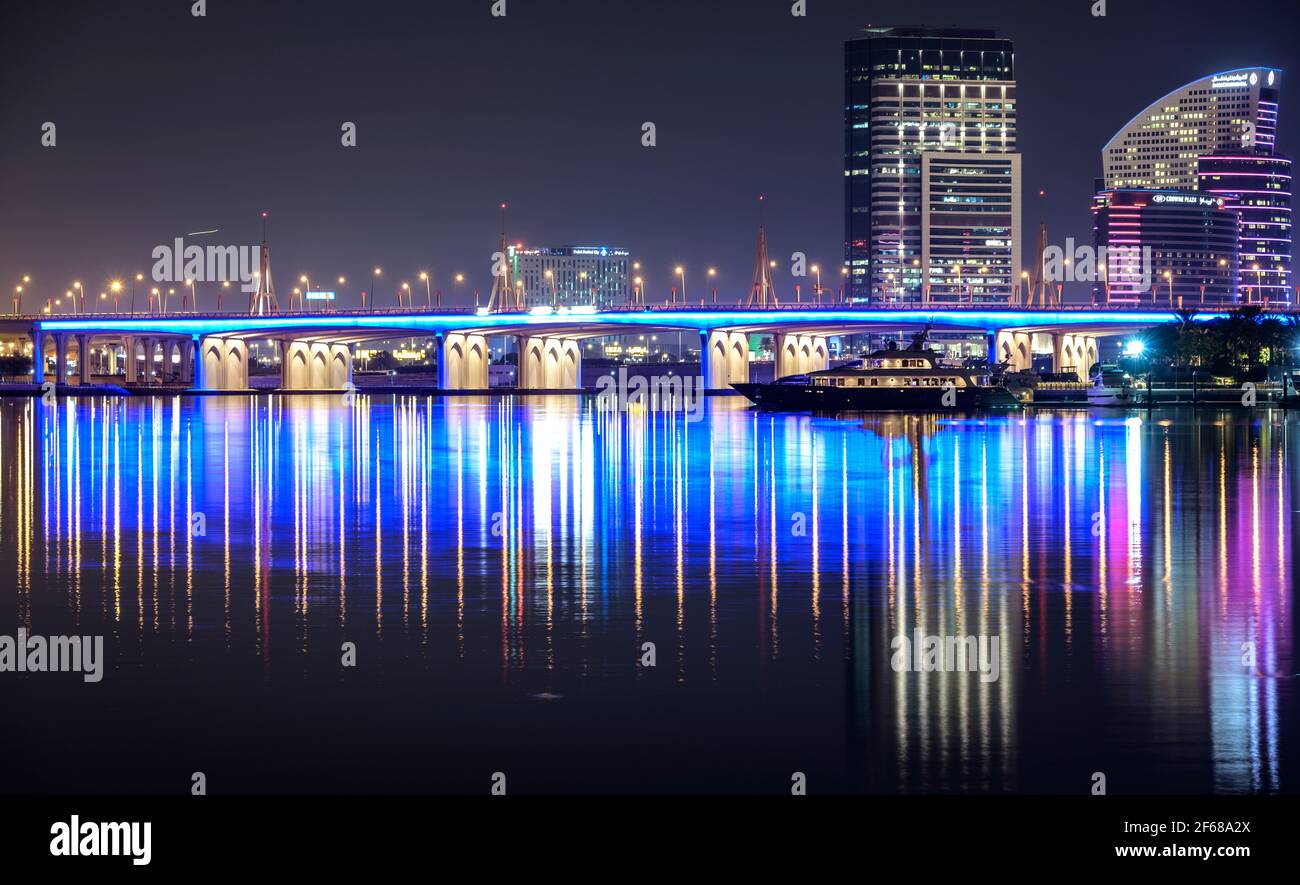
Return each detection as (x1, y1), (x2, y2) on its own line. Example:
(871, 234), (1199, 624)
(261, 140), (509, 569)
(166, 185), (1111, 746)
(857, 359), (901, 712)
(704, 330), (750, 389)
(995, 330), (1033, 372)
(441, 333), (489, 390)
(199, 336), (250, 391)
(773, 333), (828, 378)
(1048, 333), (1098, 378)
(517, 335), (581, 389)
(30, 327), (44, 384)
(279, 339), (352, 390)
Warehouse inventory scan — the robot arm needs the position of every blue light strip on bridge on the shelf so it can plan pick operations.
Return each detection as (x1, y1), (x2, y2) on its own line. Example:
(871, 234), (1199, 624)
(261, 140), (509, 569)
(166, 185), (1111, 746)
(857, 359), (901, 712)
(36, 308), (1229, 337)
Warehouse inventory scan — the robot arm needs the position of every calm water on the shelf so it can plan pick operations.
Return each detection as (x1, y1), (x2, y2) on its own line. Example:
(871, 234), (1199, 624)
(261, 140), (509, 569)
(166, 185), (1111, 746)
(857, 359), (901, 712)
(1, 395), (1295, 794)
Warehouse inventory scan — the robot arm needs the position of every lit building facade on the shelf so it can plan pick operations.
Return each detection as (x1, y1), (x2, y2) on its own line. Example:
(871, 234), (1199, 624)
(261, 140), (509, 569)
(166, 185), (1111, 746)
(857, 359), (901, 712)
(1091, 189), (1239, 305)
(1197, 153), (1293, 303)
(512, 246), (630, 309)
(845, 27), (1018, 303)
(1103, 68), (1281, 191)
(919, 153), (1021, 302)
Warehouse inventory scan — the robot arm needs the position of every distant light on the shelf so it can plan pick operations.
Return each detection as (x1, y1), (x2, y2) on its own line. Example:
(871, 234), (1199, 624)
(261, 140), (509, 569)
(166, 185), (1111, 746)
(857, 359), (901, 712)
(1123, 340), (1145, 357)
(529, 306), (555, 316)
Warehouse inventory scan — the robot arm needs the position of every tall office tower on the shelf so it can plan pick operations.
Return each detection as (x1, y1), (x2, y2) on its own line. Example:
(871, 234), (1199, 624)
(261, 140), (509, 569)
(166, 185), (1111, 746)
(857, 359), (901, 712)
(513, 246), (631, 309)
(1103, 68), (1281, 191)
(1197, 153), (1293, 303)
(844, 26), (1018, 303)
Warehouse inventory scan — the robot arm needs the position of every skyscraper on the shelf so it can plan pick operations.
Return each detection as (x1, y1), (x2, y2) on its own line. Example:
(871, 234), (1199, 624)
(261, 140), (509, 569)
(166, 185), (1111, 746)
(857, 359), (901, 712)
(844, 27), (1019, 303)
(1103, 68), (1281, 191)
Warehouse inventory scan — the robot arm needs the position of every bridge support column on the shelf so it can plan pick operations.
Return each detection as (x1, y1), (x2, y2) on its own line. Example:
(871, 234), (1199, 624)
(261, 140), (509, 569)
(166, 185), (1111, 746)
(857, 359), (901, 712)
(30, 328), (44, 384)
(435, 333), (447, 389)
(518, 336), (581, 389)
(985, 331), (998, 371)
(277, 340), (348, 390)
(190, 336), (203, 389)
(774, 333), (828, 378)
(705, 330), (750, 389)
(197, 336), (248, 391)
(54, 334), (68, 386)
(1049, 333), (1097, 378)
(180, 337), (192, 383)
(123, 336), (136, 383)
(442, 333), (489, 390)
(994, 330), (1033, 372)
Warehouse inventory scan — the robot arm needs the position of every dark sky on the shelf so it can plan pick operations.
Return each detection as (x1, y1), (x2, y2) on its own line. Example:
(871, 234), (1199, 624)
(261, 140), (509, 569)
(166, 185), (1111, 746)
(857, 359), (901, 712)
(1, 0), (1297, 308)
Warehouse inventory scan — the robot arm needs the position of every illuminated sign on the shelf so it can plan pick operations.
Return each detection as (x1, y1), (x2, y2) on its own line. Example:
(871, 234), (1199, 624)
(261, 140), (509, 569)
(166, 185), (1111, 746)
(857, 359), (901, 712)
(1212, 72), (1251, 89)
(1152, 193), (1221, 207)
(305, 290), (336, 301)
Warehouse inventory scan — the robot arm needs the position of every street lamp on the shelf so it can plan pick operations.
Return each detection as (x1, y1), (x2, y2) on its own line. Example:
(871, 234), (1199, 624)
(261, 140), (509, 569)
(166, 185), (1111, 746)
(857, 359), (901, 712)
(1164, 270), (1173, 305)
(73, 281), (83, 314)
(402, 282), (411, 309)
(110, 280), (122, 314)
(675, 266), (685, 303)
(419, 271), (431, 308)
(708, 267), (717, 303)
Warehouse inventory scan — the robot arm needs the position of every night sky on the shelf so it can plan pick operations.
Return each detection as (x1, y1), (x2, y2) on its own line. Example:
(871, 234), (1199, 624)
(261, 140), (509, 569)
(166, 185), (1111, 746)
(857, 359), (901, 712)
(1, 0), (1297, 308)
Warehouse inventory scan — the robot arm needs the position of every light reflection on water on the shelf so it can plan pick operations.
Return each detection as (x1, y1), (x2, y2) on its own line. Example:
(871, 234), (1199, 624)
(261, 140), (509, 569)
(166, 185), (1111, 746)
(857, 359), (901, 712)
(0, 395), (1294, 794)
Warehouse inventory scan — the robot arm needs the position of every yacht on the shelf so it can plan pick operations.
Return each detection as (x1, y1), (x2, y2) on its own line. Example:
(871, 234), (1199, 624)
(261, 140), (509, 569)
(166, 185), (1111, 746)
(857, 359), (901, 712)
(733, 332), (1023, 412)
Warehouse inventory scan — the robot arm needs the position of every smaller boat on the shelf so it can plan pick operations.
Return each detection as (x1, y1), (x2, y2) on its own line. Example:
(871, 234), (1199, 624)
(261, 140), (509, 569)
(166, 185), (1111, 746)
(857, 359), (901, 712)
(733, 330), (1023, 412)
(1086, 365), (1134, 406)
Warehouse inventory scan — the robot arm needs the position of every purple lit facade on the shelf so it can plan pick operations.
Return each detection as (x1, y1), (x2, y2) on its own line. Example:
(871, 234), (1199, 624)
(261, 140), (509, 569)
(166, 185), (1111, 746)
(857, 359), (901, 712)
(1091, 189), (1239, 305)
(1197, 153), (1294, 303)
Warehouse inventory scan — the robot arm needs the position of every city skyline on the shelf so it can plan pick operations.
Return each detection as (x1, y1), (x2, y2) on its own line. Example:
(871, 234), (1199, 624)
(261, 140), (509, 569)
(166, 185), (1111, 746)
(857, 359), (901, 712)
(2, 0), (1297, 309)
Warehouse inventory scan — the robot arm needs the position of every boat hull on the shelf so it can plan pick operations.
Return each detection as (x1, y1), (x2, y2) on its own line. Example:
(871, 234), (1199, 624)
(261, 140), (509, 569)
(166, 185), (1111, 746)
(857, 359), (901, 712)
(731, 382), (1022, 412)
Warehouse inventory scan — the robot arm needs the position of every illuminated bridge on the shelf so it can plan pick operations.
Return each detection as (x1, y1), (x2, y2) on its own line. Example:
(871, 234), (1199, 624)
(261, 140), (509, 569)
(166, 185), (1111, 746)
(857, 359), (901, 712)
(3, 304), (1273, 392)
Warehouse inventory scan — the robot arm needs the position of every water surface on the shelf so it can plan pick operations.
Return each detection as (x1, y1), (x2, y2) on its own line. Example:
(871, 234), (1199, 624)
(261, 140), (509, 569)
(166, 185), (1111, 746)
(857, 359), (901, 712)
(1, 395), (1295, 794)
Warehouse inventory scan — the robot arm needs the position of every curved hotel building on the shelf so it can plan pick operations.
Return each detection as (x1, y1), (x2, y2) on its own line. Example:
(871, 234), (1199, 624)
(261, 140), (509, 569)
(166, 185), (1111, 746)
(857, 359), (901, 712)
(1103, 68), (1281, 191)
(1098, 67), (1291, 305)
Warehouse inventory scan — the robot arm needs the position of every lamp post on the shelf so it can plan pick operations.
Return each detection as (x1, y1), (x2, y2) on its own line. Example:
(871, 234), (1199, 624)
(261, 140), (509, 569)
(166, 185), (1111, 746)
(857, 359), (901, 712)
(1164, 270), (1173, 305)
(111, 280), (122, 314)
(402, 282), (411, 309)
(370, 268), (382, 312)
(675, 266), (685, 304)
(708, 267), (717, 303)
(73, 281), (84, 314)
(419, 272), (431, 308)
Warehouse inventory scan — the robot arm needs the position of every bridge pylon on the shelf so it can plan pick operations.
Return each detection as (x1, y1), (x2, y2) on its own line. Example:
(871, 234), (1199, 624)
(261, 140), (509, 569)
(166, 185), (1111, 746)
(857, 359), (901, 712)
(747, 221), (780, 308)
(486, 203), (521, 312)
(249, 211), (279, 315)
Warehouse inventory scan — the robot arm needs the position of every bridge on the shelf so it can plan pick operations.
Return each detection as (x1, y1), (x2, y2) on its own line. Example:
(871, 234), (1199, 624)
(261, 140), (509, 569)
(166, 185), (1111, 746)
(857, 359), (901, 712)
(2, 304), (1268, 393)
